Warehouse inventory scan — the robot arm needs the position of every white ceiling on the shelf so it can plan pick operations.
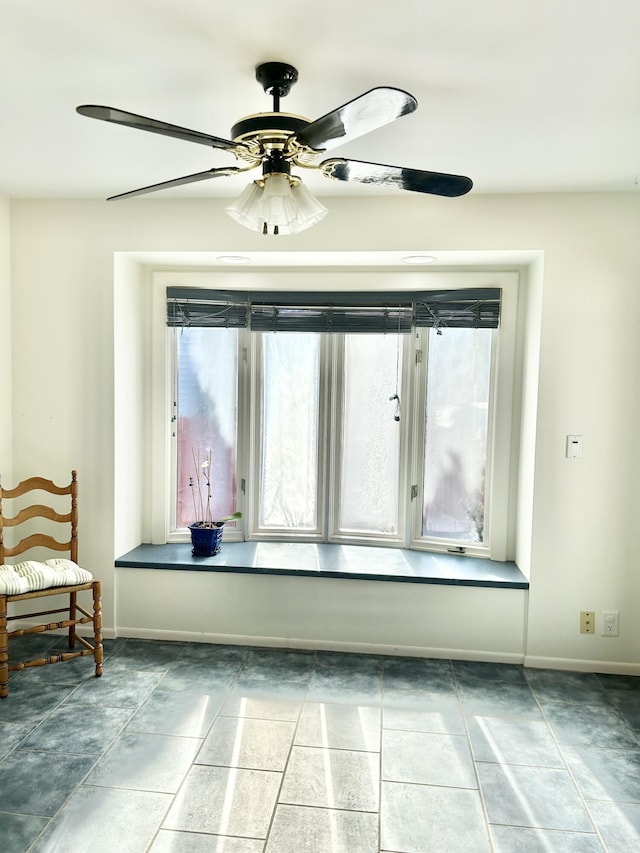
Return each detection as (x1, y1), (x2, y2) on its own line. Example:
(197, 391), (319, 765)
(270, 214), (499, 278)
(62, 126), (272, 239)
(1, 0), (639, 201)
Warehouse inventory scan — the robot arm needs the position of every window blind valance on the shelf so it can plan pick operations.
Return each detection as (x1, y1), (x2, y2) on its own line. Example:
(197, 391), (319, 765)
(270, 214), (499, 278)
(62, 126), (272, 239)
(166, 286), (501, 332)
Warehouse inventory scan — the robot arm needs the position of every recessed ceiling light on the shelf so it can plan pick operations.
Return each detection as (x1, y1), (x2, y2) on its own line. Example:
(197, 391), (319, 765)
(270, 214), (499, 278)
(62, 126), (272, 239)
(402, 255), (437, 265)
(216, 255), (251, 265)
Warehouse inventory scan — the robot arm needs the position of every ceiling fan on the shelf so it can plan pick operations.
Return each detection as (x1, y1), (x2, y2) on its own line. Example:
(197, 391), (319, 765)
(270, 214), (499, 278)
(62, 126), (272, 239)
(77, 62), (472, 234)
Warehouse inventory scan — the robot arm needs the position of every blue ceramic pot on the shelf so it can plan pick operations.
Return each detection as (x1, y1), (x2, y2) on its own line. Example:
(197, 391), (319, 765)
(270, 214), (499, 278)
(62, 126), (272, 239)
(189, 523), (224, 556)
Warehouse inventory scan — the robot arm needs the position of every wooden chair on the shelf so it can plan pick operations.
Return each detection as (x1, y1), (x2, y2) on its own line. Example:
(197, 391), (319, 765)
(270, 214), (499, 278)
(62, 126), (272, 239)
(0, 470), (103, 698)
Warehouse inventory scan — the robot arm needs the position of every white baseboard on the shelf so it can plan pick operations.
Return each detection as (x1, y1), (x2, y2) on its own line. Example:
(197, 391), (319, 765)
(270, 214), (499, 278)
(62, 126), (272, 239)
(100, 628), (117, 640)
(115, 626), (526, 664)
(13, 622), (637, 673)
(114, 629), (640, 674)
(524, 655), (640, 676)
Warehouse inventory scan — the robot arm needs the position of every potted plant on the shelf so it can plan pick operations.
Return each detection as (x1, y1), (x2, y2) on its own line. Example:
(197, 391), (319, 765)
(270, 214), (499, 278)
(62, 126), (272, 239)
(188, 448), (242, 556)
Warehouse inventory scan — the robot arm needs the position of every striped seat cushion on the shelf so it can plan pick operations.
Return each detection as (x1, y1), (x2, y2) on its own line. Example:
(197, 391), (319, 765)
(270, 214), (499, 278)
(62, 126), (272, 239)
(0, 559), (93, 595)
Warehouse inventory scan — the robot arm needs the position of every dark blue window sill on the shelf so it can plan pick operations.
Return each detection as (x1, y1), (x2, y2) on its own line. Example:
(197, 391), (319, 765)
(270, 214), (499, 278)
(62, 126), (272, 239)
(115, 542), (528, 590)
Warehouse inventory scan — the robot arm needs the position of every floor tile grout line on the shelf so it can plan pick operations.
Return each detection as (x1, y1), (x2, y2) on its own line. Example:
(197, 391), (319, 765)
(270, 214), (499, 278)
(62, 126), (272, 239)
(32, 639), (244, 853)
(23, 743), (104, 853)
(518, 673), (609, 849)
(141, 762), (190, 853)
(286, 741), (382, 754)
(274, 801), (380, 815)
(380, 777), (485, 793)
(6, 643), (119, 853)
(260, 648), (315, 853)
(452, 665), (498, 853)
(139, 645), (251, 853)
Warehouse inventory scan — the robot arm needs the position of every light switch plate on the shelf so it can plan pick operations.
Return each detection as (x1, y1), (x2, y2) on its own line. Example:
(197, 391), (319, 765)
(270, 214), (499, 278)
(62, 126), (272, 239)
(566, 435), (583, 458)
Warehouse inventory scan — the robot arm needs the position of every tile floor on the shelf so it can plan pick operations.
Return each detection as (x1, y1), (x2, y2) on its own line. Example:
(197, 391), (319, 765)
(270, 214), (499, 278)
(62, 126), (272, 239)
(0, 636), (639, 852)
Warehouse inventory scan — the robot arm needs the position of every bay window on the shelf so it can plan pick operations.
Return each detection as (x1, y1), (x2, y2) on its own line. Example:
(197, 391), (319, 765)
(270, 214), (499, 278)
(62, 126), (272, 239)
(163, 276), (517, 559)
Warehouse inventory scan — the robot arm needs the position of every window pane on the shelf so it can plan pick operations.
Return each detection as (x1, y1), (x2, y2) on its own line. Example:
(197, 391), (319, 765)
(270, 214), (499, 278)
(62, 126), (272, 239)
(176, 327), (238, 529)
(260, 333), (320, 529)
(422, 328), (492, 542)
(339, 334), (402, 535)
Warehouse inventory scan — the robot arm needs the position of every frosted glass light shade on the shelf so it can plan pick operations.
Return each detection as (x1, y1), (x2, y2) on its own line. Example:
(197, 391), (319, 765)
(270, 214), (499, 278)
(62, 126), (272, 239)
(258, 173), (299, 233)
(291, 181), (328, 231)
(225, 173), (327, 235)
(225, 181), (263, 230)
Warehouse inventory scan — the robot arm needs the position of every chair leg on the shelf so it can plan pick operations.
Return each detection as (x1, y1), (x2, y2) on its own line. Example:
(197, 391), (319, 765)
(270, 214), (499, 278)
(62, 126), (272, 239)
(92, 581), (103, 678)
(69, 590), (77, 649)
(0, 595), (8, 699)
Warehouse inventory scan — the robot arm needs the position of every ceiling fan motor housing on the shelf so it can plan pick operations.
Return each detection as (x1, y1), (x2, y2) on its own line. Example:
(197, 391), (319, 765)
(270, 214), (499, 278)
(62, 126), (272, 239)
(231, 63), (313, 162)
(230, 113), (310, 143)
(255, 62), (299, 98)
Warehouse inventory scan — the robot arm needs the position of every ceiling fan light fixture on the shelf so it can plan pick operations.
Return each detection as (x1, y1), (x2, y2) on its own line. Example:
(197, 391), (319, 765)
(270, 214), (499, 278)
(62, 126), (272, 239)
(225, 181), (264, 230)
(290, 181), (328, 232)
(258, 173), (299, 233)
(226, 172), (327, 236)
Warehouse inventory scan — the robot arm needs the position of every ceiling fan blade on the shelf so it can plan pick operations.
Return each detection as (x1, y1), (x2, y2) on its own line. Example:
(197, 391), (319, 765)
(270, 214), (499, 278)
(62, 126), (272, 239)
(320, 158), (473, 197)
(295, 87), (417, 151)
(77, 105), (247, 154)
(106, 167), (242, 200)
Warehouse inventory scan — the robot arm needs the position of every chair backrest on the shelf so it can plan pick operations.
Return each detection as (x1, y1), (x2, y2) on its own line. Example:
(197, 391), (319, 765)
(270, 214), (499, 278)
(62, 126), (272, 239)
(0, 470), (78, 564)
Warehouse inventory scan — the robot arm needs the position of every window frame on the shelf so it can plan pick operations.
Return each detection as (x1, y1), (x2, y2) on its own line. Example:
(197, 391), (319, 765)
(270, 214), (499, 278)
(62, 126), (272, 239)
(149, 270), (520, 560)
(248, 329), (329, 541)
(409, 325), (497, 556)
(328, 332), (409, 547)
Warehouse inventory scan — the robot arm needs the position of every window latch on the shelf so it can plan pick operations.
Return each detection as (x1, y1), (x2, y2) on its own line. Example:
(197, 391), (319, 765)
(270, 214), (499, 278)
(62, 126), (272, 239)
(410, 484), (418, 501)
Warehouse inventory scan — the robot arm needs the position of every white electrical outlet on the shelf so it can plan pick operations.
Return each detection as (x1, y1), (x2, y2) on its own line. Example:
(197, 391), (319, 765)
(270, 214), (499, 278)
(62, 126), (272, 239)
(602, 610), (620, 636)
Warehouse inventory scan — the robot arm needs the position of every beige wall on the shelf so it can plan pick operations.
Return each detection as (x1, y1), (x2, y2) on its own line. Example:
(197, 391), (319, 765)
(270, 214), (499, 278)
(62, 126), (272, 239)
(0, 194), (12, 482)
(7, 192), (640, 671)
